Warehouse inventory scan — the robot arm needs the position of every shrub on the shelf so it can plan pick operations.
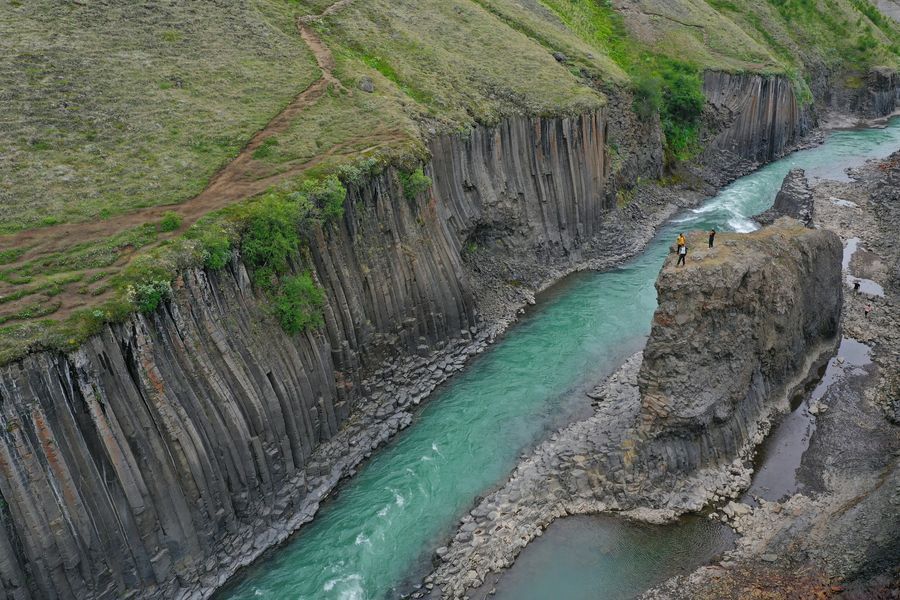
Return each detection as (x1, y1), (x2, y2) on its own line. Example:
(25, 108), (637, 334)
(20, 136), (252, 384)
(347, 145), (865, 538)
(128, 280), (172, 314)
(336, 157), (380, 185)
(399, 167), (431, 201)
(241, 193), (301, 288)
(273, 272), (325, 333)
(298, 175), (346, 222)
(200, 232), (231, 270)
(159, 211), (182, 232)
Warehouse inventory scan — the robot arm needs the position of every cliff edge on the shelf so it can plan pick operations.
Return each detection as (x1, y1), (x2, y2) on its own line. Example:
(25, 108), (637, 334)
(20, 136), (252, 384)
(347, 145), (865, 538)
(639, 220), (842, 444)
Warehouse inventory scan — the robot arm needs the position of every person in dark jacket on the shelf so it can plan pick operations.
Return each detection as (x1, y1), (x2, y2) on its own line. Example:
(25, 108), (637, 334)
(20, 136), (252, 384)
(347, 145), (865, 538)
(708, 229), (716, 248)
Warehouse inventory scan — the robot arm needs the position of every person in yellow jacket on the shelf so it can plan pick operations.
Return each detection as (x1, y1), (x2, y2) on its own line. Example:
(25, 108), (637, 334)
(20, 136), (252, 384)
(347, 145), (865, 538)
(676, 233), (687, 267)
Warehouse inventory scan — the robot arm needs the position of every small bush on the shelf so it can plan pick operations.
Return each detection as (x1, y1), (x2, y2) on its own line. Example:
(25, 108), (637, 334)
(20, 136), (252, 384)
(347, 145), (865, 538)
(159, 211), (182, 232)
(128, 280), (172, 314)
(241, 193), (301, 288)
(273, 272), (325, 334)
(298, 175), (346, 222)
(200, 232), (231, 270)
(399, 167), (431, 201)
(336, 158), (380, 185)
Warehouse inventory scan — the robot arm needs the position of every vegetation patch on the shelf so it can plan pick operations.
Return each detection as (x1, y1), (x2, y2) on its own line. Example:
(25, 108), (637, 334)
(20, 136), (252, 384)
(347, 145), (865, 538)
(273, 272), (325, 333)
(399, 168), (432, 201)
(159, 211), (182, 233)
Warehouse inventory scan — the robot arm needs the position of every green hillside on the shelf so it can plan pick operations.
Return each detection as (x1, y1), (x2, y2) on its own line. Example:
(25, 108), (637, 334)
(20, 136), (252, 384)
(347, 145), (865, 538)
(0, 0), (898, 363)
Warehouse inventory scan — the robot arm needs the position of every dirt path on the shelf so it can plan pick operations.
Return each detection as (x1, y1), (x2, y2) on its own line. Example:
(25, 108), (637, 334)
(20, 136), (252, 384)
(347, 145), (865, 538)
(0, 2), (376, 323)
(1, 18), (340, 262)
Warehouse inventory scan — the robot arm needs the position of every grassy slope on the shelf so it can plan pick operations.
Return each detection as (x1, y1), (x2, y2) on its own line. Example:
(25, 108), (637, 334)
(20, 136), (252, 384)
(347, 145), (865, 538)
(0, 0), (320, 233)
(1, 0), (899, 364)
(622, 0), (900, 77)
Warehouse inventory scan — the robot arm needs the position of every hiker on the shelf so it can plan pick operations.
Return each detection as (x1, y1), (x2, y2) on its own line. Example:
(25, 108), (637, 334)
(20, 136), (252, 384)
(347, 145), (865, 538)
(865, 303), (873, 318)
(708, 229), (716, 248)
(853, 280), (861, 292)
(677, 232), (686, 250)
(676, 242), (687, 267)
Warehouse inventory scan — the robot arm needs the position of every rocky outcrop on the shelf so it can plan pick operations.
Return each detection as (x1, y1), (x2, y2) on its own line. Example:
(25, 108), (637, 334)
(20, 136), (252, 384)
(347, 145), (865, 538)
(877, 0), (900, 23)
(426, 221), (843, 598)
(0, 112), (619, 600)
(636, 222), (842, 460)
(756, 168), (814, 227)
(701, 72), (811, 182)
(813, 66), (900, 120)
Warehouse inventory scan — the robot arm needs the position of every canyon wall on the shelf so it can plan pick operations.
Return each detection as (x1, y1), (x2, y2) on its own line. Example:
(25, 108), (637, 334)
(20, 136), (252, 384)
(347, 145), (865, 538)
(0, 112), (611, 600)
(817, 67), (900, 119)
(701, 72), (810, 182)
(0, 69), (860, 599)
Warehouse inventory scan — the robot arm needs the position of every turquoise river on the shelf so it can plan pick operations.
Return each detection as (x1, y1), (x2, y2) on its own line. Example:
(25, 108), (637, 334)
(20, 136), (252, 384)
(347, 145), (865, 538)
(220, 118), (900, 600)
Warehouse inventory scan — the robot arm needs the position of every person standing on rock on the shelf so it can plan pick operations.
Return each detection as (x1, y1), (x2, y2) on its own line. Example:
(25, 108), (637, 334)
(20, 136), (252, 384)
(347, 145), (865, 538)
(708, 229), (716, 248)
(676, 241), (687, 267)
(677, 233), (686, 250)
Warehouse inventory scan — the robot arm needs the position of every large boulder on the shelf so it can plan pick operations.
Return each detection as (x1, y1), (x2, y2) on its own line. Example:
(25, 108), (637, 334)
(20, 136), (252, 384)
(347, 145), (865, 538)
(638, 219), (842, 443)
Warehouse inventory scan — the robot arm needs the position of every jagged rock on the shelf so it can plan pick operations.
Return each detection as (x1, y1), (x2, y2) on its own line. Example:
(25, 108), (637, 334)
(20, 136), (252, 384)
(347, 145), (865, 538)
(552, 51), (568, 63)
(756, 168), (814, 227)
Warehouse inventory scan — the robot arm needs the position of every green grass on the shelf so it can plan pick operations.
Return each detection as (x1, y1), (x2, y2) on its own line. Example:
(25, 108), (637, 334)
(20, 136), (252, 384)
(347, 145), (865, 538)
(0, 0), (320, 233)
(1, 0), (899, 364)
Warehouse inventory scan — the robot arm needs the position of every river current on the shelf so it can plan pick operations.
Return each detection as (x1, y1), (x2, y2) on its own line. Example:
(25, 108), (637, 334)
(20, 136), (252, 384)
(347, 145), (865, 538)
(220, 118), (900, 600)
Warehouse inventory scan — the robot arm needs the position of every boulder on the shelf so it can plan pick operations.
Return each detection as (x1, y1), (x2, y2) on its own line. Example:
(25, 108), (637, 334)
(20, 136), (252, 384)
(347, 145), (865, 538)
(358, 76), (375, 93)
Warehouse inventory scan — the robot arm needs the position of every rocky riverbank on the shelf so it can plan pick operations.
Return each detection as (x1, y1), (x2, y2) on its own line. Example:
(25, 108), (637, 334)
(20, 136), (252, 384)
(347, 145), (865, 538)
(0, 64), (892, 598)
(641, 151), (900, 599)
(423, 221), (843, 599)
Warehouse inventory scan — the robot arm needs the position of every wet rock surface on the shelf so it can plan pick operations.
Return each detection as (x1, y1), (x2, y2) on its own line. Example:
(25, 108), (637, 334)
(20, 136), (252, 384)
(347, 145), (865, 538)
(425, 221), (842, 598)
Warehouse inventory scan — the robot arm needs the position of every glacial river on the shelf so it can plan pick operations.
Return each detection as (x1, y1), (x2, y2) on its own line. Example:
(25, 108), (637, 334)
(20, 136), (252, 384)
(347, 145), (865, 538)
(220, 118), (900, 600)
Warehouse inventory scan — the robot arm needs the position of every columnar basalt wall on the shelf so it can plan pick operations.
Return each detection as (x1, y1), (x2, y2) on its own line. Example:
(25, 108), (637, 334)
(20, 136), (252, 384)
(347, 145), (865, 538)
(0, 112), (613, 600)
(429, 111), (610, 262)
(818, 67), (900, 119)
(701, 71), (809, 172)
